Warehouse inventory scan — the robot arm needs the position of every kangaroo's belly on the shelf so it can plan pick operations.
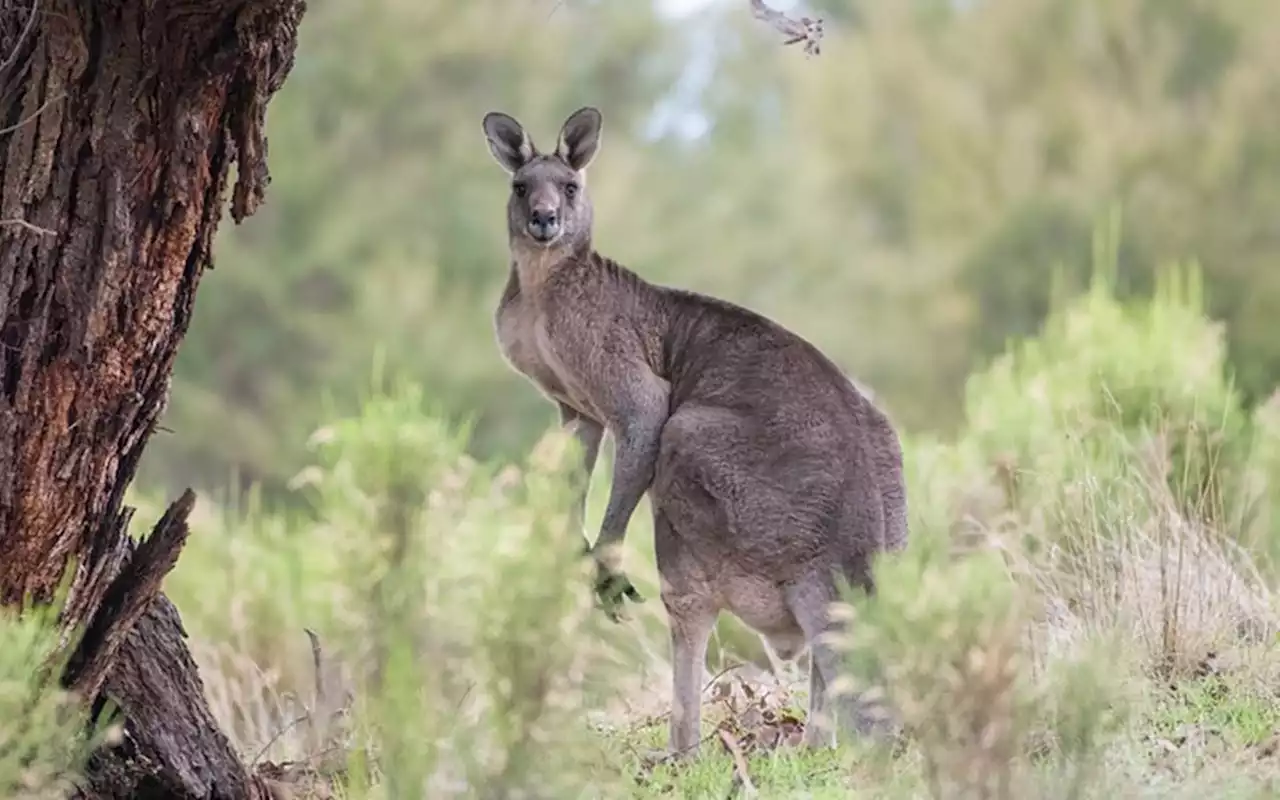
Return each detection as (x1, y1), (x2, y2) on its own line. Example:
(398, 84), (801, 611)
(655, 519), (807, 659)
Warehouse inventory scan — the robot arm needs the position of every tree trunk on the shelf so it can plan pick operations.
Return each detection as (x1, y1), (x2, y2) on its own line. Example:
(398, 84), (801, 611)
(0, 1), (305, 798)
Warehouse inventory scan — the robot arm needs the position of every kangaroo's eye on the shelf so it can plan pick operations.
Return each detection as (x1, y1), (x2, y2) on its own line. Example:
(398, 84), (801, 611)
(512, 182), (528, 198)
(564, 182), (578, 198)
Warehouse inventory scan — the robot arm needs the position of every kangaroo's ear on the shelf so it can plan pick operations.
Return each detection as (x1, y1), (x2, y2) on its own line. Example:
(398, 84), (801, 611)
(555, 106), (602, 172)
(482, 111), (536, 174)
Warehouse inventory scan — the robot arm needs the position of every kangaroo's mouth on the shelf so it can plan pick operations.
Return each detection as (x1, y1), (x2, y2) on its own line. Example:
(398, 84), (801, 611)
(527, 223), (561, 245)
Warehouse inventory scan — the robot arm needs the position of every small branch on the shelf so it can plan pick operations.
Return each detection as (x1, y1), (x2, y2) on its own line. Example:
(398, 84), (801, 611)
(0, 90), (66, 136)
(0, 0), (39, 80)
(303, 626), (326, 754)
(749, 0), (824, 56)
(0, 218), (54, 236)
(251, 711), (312, 767)
(63, 489), (198, 701)
(718, 728), (759, 798)
(702, 660), (746, 696)
(305, 627), (325, 705)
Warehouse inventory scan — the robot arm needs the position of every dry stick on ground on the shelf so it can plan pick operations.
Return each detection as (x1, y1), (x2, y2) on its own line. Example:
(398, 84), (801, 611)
(749, 0), (824, 56)
(304, 625), (328, 754)
(718, 728), (759, 799)
(305, 627), (325, 704)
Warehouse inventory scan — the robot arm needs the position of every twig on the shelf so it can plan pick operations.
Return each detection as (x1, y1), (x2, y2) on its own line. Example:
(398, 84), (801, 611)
(0, 218), (53, 236)
(749, 0), (824, 56)
(453, 680), (475, 713)
(718, 728), (759, 798)
(304, 627), (324, 705)
(0, 90), (66, 136)
(702, 660), (747, 695)
(0, 0), (39, 80)
(635, 725), (723, 769)
(302, 626), (326, 754)
(251, 711), (312, 767)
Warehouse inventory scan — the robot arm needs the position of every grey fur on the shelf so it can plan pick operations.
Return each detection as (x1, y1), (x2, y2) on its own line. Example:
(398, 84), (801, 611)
(482, 106), (908, 756)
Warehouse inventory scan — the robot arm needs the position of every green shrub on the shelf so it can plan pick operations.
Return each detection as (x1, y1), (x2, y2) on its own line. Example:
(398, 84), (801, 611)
(0, 600), (115, 799)
(963, 225), (1257, 539)
(931, 226), (1278, 679)
(834, 527), (1057, 800)
(157, 379), (637, 796)
(828, 227), (1277, 800)
(831, 463), (1137, 800)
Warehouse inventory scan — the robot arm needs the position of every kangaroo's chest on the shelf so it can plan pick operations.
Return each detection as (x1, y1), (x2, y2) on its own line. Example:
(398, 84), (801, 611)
(494, 277), (576, 406)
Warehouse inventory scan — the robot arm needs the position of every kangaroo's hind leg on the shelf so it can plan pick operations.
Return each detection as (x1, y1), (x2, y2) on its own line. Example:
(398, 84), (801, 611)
(804, 647), (837, 748)
(653, 509), (719, 759)
(786, 574), (894, 744)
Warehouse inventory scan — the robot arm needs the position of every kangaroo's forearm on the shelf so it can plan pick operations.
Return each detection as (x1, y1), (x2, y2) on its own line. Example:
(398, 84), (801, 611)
(594, 417), (663, 562)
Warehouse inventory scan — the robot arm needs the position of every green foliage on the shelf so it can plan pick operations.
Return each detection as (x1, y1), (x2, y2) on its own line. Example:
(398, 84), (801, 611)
(833, 543), (1134, 800)
(155, 378), (635, 796)
(823, 248), (1277, 798)
(834, 544), (1036, 799)
(0, 603), (114, 799)
(1030, 635), (1136, 800)
(779, 0), (1280, 425)
(1149, 674), (1280, 750)
(963, 221), (1258, 538)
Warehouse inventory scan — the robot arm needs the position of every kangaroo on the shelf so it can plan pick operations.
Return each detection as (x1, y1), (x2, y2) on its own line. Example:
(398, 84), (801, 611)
(481, 106), (908, 756)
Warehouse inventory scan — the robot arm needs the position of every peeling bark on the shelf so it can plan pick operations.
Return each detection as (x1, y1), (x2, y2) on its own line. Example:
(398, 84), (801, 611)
(0, 1), (305, 798)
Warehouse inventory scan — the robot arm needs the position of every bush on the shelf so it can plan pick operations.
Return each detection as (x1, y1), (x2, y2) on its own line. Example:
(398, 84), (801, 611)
(0, 599), (115, 799)
(833, 544), (1037, 799)
(930, 233), (1278, 677)
(963, 226), (1258, 540)
(834, 539), (1137, 800)
(154, 380), (639, 796)
(831, 240), (1277, 799)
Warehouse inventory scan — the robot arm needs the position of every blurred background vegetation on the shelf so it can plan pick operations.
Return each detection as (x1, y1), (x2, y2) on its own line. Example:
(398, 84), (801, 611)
(16, 1), (1268, 795)
(137, 0), (1280, 507)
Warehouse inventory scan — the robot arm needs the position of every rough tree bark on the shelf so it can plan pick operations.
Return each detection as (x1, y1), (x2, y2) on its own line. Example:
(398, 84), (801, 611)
(0, 1), (305, 798)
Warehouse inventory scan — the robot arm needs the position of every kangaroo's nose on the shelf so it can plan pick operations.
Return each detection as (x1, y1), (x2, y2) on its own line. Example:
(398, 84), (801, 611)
(528, 207), (560, 241)
(530, 208), (558, 227)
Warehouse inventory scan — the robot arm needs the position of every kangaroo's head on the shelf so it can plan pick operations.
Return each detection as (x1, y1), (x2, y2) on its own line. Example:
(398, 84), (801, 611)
(481, 106), (602, 253)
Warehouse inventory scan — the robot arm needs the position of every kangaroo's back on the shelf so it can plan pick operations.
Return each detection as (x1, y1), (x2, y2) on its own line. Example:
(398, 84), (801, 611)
(634, 282), (905, 575)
